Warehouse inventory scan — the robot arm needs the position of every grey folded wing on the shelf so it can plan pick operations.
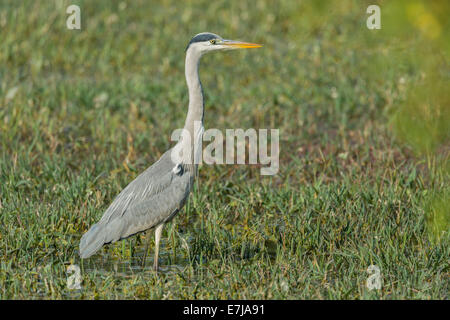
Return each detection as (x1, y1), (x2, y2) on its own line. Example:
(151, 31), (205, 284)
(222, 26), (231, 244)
(79, 149), (193, 258)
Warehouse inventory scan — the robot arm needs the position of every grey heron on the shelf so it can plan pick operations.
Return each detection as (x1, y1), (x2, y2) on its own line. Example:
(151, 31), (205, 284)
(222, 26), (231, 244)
(79, 32), (262, 270)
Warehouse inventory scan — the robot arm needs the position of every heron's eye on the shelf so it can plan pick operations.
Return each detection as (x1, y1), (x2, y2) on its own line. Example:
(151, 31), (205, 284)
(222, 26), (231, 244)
(210, 39), (216, 45)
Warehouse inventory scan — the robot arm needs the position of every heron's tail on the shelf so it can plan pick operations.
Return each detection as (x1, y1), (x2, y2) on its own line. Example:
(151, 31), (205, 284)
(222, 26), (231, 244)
(79, 223), (107, 259)
(79, 218), (126, 258)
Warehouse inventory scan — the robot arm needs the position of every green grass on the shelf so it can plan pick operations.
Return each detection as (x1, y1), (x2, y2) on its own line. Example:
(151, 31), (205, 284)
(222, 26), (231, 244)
(0, 0), (449, 299)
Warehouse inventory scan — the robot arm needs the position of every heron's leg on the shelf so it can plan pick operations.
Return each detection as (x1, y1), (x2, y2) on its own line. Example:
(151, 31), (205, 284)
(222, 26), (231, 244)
(141, 230), (153, 267)
(153, 223), (164, 271)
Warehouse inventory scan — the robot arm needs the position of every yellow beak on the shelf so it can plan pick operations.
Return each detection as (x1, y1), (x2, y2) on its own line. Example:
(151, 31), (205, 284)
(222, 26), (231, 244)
(222, 40), (263, 48)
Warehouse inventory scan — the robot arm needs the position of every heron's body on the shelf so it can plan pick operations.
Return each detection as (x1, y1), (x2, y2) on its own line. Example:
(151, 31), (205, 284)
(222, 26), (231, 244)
(79, 33), (261, 270)
(79, 148), (194, 258)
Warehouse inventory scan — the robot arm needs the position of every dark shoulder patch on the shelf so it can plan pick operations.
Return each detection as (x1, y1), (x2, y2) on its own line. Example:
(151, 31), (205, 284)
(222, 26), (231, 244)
(186, 33), (217, 51)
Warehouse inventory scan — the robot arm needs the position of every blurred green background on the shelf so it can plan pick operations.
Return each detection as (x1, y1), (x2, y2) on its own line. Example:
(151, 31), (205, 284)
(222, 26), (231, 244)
(0, 0), (448, 299)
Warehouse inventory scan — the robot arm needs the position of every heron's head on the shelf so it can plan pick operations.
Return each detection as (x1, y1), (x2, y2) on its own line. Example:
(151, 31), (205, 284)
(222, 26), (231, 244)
(186, 32), (262, 55)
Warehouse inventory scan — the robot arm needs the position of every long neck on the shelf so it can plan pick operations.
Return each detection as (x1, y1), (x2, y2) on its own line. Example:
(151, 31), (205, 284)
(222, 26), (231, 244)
(184, 49), (204, 137)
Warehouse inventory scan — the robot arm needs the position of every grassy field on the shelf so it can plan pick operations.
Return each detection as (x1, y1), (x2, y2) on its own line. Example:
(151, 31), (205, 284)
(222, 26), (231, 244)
(0, 0), (449, 299)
